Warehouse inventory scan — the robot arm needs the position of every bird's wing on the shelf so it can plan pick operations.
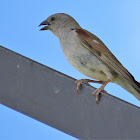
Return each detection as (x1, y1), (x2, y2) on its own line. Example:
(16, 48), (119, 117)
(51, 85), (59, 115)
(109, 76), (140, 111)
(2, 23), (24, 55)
(76, 28), (138, 89)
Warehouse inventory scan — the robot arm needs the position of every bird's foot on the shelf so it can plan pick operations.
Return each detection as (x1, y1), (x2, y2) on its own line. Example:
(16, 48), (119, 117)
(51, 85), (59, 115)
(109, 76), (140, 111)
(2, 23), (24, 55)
(75, 79), (103, 93)
(92, 79), (111, 103)
(75, 79), (111, 103)
(75, 79), (88, 93)
(92, 88), (104, 104)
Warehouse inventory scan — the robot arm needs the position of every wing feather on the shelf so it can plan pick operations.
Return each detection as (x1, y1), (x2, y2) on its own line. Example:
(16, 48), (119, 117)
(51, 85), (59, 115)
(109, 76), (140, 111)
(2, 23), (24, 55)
(76, 29), (138, 90)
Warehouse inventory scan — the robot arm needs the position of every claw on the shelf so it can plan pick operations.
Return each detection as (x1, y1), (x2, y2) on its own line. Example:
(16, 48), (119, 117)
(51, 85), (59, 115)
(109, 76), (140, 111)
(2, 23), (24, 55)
(75, 80), (83, 93)
(93, 87), (103, 103)
(92, 89), (98, 96)
(92, 89), (102, 104)
(96, 92), (101, 104)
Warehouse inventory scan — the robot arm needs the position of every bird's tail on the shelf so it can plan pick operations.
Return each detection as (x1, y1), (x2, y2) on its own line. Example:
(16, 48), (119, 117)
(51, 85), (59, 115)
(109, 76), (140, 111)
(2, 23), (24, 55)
(115, 76), (140, 100)
(135, 80), (140, 88)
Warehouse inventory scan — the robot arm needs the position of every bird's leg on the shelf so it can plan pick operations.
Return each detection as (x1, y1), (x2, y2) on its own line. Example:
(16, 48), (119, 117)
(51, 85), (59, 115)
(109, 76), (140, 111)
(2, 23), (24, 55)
(92, 79), (111, 103)
(75, 79), (104, 93)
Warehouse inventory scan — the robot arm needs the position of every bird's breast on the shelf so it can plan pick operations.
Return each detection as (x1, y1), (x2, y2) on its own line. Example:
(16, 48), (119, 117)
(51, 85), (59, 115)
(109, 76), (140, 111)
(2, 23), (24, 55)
(60, 31), (109, 81)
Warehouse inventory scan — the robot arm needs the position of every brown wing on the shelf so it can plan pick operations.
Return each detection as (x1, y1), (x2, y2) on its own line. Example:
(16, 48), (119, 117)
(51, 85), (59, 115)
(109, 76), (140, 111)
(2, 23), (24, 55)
(75, 29), (138, 89)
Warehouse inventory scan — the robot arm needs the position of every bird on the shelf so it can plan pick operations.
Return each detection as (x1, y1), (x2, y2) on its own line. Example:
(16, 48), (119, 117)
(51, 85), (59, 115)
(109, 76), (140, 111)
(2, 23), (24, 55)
(39, 13), (140, 103)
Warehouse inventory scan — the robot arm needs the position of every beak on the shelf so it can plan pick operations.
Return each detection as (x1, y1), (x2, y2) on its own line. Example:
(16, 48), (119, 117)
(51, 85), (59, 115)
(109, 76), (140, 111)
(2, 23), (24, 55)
(39, 20), (50, 31)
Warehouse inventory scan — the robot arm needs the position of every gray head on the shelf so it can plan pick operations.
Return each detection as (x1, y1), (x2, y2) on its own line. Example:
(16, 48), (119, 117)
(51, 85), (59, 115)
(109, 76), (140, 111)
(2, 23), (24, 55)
(39, 13), (81, 38)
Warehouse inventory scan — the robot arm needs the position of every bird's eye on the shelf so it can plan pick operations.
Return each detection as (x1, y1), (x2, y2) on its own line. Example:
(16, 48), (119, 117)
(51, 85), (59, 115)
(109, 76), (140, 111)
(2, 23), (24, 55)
(51, 17), (55, 21)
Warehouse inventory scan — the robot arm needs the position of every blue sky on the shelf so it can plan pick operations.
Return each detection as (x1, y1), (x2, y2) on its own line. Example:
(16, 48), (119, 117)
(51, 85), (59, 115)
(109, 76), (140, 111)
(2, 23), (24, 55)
(0, 0), (140, 139)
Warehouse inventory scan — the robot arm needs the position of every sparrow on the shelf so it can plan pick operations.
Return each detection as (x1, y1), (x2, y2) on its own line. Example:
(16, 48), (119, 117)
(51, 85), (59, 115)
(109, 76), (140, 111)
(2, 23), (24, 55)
(39, 13), (140, 103)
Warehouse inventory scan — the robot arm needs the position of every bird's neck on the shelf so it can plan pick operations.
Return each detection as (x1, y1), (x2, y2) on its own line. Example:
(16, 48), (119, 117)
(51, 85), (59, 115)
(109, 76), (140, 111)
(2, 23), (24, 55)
(51, 21), (81, 39)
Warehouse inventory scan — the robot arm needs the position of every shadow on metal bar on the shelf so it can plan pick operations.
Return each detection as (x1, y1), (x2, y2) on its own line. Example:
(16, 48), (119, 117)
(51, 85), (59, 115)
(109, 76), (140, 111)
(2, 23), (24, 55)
(0, 45), (140, 139)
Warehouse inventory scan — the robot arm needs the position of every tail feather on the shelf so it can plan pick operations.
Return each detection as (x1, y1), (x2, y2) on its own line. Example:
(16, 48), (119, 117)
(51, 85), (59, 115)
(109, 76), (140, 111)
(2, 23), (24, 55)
(115, 76), (140, 101)
(135, 80), (140, 89)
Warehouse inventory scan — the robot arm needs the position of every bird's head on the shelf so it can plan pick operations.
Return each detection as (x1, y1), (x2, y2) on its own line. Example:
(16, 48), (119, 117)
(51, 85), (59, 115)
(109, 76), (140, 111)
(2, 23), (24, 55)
(39, 13), (81, 38)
